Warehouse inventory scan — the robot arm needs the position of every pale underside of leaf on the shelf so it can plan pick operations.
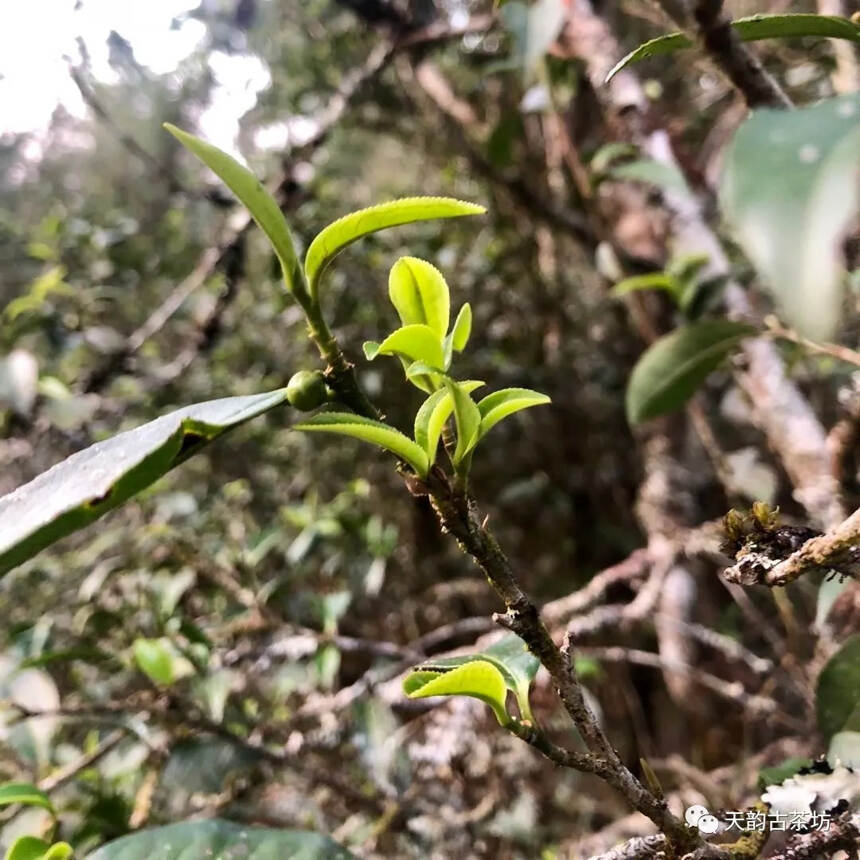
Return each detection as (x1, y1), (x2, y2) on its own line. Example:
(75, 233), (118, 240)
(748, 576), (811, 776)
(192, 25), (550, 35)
(295, 412), (430, 476)
(304, 197), (485, 297)
(606, 14), (860, 82)
(0, 390), (288, 576)
(477, 388), (551, 439)
(720, 93), (860, 340)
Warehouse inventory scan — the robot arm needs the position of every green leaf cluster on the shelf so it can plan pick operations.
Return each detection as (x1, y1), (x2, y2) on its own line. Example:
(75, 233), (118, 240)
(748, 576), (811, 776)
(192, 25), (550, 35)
(299, 254), (549, 478)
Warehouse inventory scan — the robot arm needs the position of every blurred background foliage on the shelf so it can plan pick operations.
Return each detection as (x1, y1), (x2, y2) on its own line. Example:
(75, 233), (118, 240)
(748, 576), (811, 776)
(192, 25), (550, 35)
(0, 0), (858, 857)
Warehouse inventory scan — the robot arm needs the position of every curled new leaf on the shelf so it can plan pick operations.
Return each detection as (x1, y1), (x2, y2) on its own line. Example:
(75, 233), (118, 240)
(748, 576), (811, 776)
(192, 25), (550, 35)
(364, 324), (446, 370)
(304, 197), (485, 297)
(626, 321), (755, 424)
(413, 381), (484, 463)
(388, 257), (450, 338)
(403, 660), (510, 725)
(295, 413), (430, 477)
(606, 14), (860, 82)
(477, 388), (551, 439)
(163, 124), (304, 298)
(444, 380), (482, 467)
(448, 303), (473, 353)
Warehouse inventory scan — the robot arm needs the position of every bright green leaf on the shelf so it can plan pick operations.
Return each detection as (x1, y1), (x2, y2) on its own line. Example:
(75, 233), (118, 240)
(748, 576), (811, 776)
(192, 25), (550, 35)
(403, 660), (510, 725)
(0, 782), (53, 814)
(388, 257), (450, 338)
(295, 413), (430, 476)
(445, 380), (482, 466)
(42, 846), (72, 860)
(606, 14), (860, 82)
(365, 324), (446, 369)
(817, 635), (860, 739)
(720, 93), (860, 340)
(5, 837), (51, 860)
(163, 124), (304, 297)
(477, 388), (551, 439)
(413, 381), (484, 463)
(304, 198), (485, 297)
(626, 321), (755, 424)
(611, 273), (679, 299)
(133, 638), (192, 687)
(0, 390), (288, 576)
(87, 819), (354, 860)
(449, 303), (472, 353)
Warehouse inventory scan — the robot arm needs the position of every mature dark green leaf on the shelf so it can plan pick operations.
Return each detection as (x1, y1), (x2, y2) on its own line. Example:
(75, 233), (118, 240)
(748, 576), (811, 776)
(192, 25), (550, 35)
(403, 660), (510, 725)
(388, 257), (450, 338)
(86, 819), (354, 859)
(720, 93), (860, 340)
(817, 635), (860, 739)
(626, 321), (755, 424)
(606, 14), (860, 82)
(304, 198), (484, 296)
(0, 782), (53, 814)
(164, 124), (303, 296)
(0, 391), (288, 575)
(476, 388), (551, 439)
(295, 413), (429, 476)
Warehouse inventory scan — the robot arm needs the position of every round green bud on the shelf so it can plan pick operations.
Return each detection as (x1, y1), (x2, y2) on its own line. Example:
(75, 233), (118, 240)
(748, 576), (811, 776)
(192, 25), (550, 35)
(286, 370), (328, 411)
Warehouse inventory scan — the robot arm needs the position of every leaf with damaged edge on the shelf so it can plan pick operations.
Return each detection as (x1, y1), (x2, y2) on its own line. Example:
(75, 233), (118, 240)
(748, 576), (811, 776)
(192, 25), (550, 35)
(403, 660), (510, 725)
(0, 390), (289, 575)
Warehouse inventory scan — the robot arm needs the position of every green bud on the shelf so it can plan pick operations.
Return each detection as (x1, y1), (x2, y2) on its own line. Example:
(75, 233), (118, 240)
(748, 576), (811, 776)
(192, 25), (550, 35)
(286, 370), (328, 411)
